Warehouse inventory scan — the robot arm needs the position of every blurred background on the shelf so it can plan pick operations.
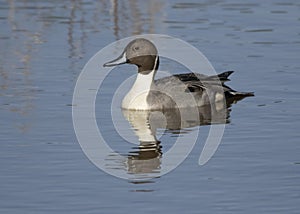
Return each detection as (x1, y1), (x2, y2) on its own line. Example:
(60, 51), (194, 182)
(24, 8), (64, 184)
(0, 0), (299, 213)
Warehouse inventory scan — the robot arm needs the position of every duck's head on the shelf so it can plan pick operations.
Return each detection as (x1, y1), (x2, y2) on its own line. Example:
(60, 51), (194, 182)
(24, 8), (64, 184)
(103, 38), (159, 74)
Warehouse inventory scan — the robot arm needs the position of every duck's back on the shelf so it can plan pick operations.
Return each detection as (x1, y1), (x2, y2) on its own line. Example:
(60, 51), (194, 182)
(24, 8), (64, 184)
(153, 72), (226, 108)
(152, 71), (253, 109)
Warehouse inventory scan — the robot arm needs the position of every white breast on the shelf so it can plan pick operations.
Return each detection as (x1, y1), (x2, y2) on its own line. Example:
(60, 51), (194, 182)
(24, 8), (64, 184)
(122, 91), (150, 110)
(122, 65), (157, 110)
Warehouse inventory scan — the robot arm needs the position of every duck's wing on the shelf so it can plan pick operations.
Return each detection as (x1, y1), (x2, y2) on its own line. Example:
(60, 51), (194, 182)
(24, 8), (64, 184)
(172, 72), (206, 93)
(172, 71), (234, 93)
(155, 71), (231, 93)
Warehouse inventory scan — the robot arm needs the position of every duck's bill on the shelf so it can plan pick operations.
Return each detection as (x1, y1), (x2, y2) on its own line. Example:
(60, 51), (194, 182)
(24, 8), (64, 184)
(103, 52), (127, 67)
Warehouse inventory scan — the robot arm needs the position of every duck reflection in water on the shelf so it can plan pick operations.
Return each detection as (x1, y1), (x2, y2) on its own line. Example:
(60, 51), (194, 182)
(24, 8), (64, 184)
(122, 97), (247, 175)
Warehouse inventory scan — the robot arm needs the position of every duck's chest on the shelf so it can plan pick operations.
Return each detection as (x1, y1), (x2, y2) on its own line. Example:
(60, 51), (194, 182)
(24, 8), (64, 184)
(122, 91), (150, 110)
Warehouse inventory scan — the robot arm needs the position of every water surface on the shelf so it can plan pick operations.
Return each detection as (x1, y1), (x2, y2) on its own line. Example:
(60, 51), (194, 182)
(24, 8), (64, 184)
(0, 0), (299, 213)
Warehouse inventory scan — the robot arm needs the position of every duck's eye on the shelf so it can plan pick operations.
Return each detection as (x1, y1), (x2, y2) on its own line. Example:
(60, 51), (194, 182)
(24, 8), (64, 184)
(134, 46), (139, 51)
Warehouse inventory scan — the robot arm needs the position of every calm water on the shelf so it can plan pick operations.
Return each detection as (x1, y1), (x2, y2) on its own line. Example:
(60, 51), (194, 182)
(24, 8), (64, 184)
(1, 0), (300, 213)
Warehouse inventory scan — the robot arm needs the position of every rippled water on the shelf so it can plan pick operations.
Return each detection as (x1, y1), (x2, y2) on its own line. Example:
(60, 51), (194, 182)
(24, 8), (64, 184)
(1, 0), (299, 213)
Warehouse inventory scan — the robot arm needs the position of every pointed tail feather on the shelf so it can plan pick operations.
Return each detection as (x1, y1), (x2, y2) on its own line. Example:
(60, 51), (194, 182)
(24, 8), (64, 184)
(226, 91), (254, 104)
(229, 91), (254, 97)
(206, 71), (234, 82)
(217, 71), (234, 81)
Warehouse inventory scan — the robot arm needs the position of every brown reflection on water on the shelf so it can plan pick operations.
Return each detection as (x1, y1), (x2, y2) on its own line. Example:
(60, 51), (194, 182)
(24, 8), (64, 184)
(1, 0), (166, 133)
(1, 0), (46, 133)
(110, 0), (166, 39)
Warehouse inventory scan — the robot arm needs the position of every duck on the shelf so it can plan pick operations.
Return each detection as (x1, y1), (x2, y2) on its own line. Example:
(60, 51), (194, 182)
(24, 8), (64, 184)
(103, 38), (253, 110)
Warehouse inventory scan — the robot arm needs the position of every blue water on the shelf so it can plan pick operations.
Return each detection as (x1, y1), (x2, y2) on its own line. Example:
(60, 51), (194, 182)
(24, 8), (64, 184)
(1, 0), (299, 213)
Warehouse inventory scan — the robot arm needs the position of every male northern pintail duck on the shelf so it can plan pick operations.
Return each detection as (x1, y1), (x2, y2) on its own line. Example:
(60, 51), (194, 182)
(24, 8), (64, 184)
(104, 38), (253, 110)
